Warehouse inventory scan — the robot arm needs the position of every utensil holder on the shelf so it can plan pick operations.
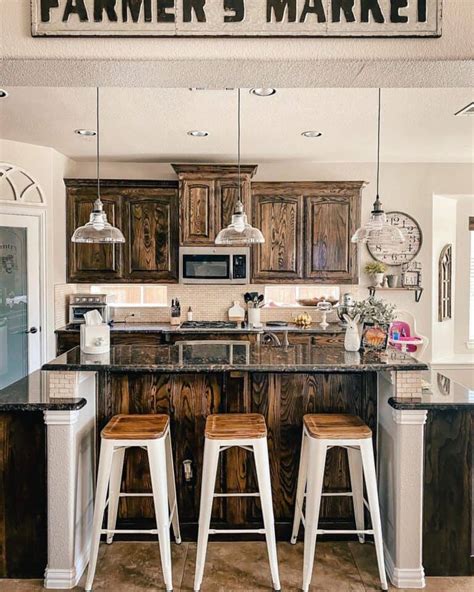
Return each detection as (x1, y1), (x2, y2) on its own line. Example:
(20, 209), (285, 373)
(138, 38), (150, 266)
(248, 307), (262, 328)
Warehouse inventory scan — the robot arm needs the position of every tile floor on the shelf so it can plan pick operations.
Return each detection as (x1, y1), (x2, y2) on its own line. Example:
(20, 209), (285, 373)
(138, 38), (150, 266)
(0, 541), (471, 592)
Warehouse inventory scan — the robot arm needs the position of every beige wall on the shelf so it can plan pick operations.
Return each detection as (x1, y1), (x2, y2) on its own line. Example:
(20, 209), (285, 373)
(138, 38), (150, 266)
(454, 197), (474, 354)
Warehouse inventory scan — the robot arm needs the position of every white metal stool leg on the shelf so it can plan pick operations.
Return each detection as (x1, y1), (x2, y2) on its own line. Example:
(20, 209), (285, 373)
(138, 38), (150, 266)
(85, 440), (115, 592)
(106, 446), (126, 544)
(360, 439), (388, 591)
(165, 431), (182, 544)
(291, 430), (308, 544)
(253, 438), (281, 591)
(194, 438), (220, 592)
(347, 446), (365, 544)
(148, 438), (174, 592)
(302, 439), (327, 592)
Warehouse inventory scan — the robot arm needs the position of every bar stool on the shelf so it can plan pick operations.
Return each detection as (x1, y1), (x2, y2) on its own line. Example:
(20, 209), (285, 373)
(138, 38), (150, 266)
(194, 413), (281, 592)
(85, 414), (181, 592)
(291, 414), (388, 592)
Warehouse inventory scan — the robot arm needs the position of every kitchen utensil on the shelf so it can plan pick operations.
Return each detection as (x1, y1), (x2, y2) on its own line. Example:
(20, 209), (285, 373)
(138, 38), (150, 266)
(266, 321), (288, 327)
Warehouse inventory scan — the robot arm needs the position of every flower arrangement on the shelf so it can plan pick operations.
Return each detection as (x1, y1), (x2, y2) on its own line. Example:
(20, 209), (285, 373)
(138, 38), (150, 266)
(351, 296), (396, 326)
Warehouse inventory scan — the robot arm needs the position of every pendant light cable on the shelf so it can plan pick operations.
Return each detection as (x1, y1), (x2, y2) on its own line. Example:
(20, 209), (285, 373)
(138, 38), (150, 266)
(96, 87), (101, 203)
(376, 87), (381, 199)
(237, 87), (242, 204)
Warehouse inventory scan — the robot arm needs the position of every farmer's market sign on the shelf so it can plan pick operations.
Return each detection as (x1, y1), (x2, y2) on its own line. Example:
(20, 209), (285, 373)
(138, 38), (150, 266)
(32, 0), (442, 37)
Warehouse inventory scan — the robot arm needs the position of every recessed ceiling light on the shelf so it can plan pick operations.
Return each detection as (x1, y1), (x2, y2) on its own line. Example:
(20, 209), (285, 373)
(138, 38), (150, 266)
(250, 88), (277, 97)
(302, 131), (323, 138)
(75, 129), (97, 137)
(0, 89), (9, 99)
(187, 130), (209, 137)
(454, 102), (474, 116)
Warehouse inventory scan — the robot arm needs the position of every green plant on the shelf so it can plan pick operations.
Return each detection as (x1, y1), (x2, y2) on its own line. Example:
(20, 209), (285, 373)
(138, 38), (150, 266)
(364, 261), (386, 275)
(352, 297), (396, 325)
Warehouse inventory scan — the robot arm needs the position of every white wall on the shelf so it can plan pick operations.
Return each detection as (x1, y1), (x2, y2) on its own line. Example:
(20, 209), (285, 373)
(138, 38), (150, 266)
(454, 196), (474, 354)
(0, 139), (71, 361)
(69, 159), (474, 361)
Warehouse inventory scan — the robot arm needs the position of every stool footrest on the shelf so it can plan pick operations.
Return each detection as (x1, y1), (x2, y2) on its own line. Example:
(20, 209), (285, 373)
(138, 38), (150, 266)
(102, 528), (159, 535)
(317, 529), (374, 535)
(213, 492), (260, 498)
(118, 493), (153, 497)
(208, 528), (266, 535)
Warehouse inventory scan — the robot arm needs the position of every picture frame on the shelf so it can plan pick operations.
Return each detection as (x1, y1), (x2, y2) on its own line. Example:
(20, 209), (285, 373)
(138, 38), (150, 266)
(360, 323), (390, 352)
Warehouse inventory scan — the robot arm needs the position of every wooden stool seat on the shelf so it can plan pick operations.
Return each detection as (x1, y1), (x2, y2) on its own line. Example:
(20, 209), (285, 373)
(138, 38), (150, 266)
(205, 413), (267, 440)
(101, 414), (169, 440)
(303, 414), (372, 440)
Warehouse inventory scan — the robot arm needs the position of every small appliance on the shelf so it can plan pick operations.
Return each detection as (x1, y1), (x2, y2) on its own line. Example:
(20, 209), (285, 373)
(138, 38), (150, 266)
(69, 294), (109, 325)
(179, 247), (249, 284)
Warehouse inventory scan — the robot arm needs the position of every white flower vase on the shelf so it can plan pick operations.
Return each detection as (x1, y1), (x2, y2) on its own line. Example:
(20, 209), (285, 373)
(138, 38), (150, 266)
(374, 273), (384, 288)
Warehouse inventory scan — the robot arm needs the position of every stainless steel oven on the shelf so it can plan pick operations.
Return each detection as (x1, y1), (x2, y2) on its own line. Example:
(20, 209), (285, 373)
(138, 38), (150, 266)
(69, 294), (109, 325)
(179, 247), (249, 284)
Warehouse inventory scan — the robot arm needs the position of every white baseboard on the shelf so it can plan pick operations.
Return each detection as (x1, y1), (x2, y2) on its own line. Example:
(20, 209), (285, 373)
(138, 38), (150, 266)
(384, 544), (426, 589)
(44, 543), (89, 589)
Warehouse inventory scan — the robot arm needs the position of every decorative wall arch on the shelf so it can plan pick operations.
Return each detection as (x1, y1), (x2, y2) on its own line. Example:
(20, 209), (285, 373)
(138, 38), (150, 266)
(0, 163), (45, 205)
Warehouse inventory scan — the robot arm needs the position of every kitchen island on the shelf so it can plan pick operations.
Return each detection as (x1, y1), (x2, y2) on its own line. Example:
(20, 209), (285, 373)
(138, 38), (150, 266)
(35, 341), (436, 589)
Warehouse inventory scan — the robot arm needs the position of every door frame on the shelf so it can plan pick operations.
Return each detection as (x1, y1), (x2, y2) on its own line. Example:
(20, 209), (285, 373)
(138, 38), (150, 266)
(0, 204), (48, 369)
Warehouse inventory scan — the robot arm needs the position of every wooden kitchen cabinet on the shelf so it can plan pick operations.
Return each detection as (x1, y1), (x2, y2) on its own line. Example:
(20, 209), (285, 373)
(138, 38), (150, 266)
(66, 179), (179, 283)
(67, 187), (124, 282)
(252, 182), (363, 284)
(172, 164), (257, 246)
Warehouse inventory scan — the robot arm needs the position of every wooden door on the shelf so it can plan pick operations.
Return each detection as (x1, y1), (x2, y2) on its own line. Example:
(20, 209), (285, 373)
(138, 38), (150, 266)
(252, 188), (304, 282)
(123, 190), (179, 282)
(180, 180), (216, 245)
(67, 189), (123, 282)
(304, 193), (359, 283)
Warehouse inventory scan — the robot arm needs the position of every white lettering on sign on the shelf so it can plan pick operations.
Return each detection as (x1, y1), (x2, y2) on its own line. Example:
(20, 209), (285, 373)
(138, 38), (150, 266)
(32, 0), (442, 37)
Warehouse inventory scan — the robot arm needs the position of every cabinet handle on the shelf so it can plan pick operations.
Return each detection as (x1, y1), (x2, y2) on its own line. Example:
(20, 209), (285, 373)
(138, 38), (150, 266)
(183, 459), (193, 482)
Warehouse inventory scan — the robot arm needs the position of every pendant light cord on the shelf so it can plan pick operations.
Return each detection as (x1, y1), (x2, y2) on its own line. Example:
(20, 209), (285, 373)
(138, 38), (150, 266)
(376, 87), (381, 198)
(96, 87), (101, 203)
(237, 87), (242, 205)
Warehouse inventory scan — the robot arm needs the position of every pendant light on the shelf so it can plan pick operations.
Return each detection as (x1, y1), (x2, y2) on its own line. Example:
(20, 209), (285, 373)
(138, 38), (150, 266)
(351, 88), (404, 247)
(71, 88), (125, 244)
(215, 89), (265, 246)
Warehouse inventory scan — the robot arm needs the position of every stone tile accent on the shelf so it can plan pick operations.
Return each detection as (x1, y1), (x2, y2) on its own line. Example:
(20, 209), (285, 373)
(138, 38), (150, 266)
(395, 370), (423, 398)
(48, 372), (78, 398)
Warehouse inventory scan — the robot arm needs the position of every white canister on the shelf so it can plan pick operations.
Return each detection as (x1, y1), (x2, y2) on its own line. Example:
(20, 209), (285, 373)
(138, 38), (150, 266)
(248, 307), (262, 328)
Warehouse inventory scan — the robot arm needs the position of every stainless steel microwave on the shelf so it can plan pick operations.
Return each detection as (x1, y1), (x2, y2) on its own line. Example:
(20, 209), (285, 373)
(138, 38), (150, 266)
(179, 247), (250, 284)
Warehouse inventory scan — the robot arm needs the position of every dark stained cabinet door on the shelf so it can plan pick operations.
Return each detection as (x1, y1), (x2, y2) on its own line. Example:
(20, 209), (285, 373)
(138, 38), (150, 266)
(252, 190), (304, 281)
(124, 191), (178, 282)
(304, 193), (359, 283)
(180, 180), (216, 245)
(67, 190), (124, 282)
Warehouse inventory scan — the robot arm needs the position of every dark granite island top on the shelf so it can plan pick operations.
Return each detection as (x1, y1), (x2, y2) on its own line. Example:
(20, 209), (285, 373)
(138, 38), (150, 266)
(42, 342), (427, 373)
(0, 370), (87, 411)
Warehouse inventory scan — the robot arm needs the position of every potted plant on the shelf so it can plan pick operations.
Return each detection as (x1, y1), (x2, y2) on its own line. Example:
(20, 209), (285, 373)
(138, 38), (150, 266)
(364, 261), (386, 288)
(352, 297), (396, 351)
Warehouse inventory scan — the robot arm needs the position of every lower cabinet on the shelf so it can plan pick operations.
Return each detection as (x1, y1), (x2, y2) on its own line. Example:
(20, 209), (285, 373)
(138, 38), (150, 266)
(98, 371), (376, 539)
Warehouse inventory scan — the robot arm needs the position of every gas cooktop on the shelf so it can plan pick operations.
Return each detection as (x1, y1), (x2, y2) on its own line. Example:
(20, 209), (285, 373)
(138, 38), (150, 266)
(180, 321), (239, 330)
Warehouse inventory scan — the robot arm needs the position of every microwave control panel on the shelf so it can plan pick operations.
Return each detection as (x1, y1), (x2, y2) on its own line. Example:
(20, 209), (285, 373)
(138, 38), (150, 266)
(233, 255), (247, 279)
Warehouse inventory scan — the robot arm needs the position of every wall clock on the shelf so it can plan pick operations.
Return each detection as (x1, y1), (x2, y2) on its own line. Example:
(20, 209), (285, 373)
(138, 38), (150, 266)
(367, 211), (422, 266)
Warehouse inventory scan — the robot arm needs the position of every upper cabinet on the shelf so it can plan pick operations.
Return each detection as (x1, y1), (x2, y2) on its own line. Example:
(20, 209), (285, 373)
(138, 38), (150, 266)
(66, 180), (179, 283)
(252, 182), (363, 284)
(172, 164), (257, 246)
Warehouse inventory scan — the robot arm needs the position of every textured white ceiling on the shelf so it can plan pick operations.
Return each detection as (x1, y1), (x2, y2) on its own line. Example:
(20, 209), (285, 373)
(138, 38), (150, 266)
(0, 87), (472, 163)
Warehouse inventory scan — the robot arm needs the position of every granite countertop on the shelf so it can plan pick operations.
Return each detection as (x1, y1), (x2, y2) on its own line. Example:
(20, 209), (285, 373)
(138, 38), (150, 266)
(55, 322), (345, 335)
(43, 343), (427, 373)
(0, 370), (87, 411)
(389, 371), (474, 410)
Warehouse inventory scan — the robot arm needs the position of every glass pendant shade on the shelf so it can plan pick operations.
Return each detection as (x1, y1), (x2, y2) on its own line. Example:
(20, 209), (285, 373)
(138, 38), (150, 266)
(71, 199), (125, 243)
(71, 88), (125, 245)
(215, 201), (265, 245)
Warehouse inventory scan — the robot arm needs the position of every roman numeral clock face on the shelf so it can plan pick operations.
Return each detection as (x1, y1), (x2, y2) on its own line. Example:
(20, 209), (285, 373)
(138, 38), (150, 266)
(367, 211), (422, 265)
